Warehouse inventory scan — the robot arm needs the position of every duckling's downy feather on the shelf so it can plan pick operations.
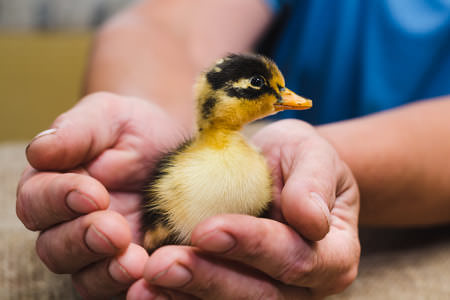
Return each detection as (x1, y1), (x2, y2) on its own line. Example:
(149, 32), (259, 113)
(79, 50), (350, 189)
(144, 132), (271, 249)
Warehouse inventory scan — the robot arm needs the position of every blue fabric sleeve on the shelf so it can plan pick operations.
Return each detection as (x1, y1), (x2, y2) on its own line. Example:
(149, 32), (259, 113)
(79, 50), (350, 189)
(264, 0), (290, 13)
(264, 0), (281, 13)
(264, 0), (450, 125)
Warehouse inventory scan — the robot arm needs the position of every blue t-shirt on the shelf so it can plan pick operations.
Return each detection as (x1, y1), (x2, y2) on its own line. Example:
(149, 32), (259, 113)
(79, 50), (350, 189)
(262, 0), (450, 124)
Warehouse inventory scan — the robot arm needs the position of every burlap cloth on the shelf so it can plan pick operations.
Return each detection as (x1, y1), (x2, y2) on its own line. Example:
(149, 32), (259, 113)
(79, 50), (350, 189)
(1, 142), (449, 299)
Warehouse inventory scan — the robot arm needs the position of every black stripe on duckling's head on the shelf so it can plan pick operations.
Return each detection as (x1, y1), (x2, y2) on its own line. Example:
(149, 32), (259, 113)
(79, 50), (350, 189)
(206, 54), (276, 98)
(195, 53), (311, 131)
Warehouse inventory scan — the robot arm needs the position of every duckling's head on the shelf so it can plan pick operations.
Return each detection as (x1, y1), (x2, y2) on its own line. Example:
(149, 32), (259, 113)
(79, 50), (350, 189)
(195, 53), (312, 132)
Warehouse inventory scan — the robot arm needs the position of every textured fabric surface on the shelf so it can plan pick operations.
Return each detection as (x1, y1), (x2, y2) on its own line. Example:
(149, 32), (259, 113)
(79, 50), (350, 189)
(0, 142), (80, 299)
(1, 141), (449, 299)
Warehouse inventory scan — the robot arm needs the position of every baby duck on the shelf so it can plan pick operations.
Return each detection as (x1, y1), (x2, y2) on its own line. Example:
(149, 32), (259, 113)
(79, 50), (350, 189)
(142, 53), (312, 252)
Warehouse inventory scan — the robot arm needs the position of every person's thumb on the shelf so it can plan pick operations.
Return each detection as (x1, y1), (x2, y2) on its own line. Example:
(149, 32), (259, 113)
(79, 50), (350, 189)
(279, 137), (337, 241)
(26, 92), (128, 171)
(252, 120), (339, 241)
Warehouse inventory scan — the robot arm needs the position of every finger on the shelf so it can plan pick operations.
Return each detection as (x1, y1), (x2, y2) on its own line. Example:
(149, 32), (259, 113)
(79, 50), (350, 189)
(127, 279), (196, 300)
(26, 92), (128, 171)
(17, 169), (109, 231)
(280, 139), (337, 241)
(253, 119), (339, 241)
(191, 215), (315, 286)
(36, 210), (131, 274)
(83, 98), (184, 190)
(26, 92), (183, 190)
(191, 214), (358, 291)
(142, 246), (309, 300)
(72, 243), (148, 299)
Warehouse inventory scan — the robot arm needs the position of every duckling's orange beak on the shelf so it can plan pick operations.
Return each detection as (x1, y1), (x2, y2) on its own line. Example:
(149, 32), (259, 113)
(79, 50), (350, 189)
(274, 88), (312, 111)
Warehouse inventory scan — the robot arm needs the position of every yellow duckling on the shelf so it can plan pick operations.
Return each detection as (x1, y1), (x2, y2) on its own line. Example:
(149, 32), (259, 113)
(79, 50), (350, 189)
(142, 53), (312, 252)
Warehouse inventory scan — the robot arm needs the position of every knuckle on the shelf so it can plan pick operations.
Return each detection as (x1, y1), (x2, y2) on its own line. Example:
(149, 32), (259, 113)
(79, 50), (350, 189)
(15, 196), (28, 227)
(252, 281), (284, 300)
(190, 277), (282, 300)
(328, 265), (359, 294)
(342, 265), (358, 287)
(241, 235), (266, 259)
(81, 92), (121, 108)
(276, 119), (314, 132)
(333, 245), (360, 292)
(81, 92), (128, 122)
(71, 271), (121, 300)
(71, 276), (93, 300)
(36, 233), (64, 274)
(185, 272), (220, 298)
(274, 252), (317, 285)
(51, 111), (71, 129)
(232, 221), (272, 261)
(192, 283), (215, 297)
(19, 213), (39, 231)
(318, 245), (360, 295)
(16, 189), (39, 231)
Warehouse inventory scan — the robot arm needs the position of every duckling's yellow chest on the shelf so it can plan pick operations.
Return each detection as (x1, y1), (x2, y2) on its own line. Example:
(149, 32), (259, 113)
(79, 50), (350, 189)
(152, 134), (272, 243)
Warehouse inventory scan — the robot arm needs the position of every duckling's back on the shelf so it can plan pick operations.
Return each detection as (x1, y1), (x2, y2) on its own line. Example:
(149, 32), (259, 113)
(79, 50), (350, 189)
(142, 132), (272, 252)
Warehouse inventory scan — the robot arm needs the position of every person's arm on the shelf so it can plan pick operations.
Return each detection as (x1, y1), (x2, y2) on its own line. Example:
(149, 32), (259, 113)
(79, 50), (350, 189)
(84, 0), (273, 129)
(318, 96), (450, 226)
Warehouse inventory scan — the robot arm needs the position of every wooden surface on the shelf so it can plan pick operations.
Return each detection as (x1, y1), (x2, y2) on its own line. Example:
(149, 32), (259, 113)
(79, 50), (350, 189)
(1, 141), (449, 299)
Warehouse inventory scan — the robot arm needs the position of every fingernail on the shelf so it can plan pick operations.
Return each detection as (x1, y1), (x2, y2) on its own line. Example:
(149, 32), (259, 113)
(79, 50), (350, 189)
(155, 293), (171, 300)
(138, 289), (171, 300)
(66, 190), (98, 214)
(194, 230), (236, 253)
(151, 263), (192, 288)
(109, 258), (134, 284)
(134, 288), (171, 300)
(155, 294), (171, 300)
(34, 128), (57, 139)
(26, 128), (57, 152)
(310, 192), (331, 227)
(85, 224), (117, 254)
(150, 293), (171, 300)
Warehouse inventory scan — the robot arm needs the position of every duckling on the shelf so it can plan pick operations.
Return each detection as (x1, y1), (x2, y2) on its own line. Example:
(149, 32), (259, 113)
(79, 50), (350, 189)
(142, 53), (312, 252)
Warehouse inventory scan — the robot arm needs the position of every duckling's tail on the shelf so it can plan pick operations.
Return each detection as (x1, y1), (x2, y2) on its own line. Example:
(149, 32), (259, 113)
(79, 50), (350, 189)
(143, 223), (179, 253)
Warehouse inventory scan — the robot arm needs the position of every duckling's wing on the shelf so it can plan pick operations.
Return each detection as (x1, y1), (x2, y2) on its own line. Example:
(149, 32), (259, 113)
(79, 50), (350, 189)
(141, 139), (194, 252)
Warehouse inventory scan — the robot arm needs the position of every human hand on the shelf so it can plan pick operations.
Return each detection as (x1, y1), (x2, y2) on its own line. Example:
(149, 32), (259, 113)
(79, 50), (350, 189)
(16, 92), (187, 299)
(127, 119), (360, 299)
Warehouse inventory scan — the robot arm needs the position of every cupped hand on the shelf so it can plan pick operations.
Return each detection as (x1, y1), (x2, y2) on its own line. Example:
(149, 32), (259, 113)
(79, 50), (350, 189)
(128, 119), (360, 299)
(16, 92), (187, 299)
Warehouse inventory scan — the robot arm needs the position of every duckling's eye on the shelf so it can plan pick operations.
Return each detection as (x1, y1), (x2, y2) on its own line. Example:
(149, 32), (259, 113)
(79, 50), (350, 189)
(250, 76), (265, 88)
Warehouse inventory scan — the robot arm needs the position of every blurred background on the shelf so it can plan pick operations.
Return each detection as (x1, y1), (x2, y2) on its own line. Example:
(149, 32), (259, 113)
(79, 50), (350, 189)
(1, 2), (449, 299)
(0, 0), (135, 142)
